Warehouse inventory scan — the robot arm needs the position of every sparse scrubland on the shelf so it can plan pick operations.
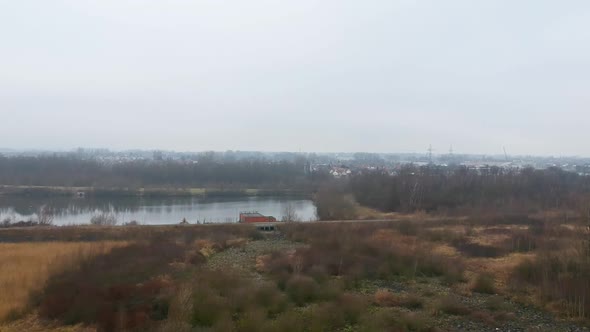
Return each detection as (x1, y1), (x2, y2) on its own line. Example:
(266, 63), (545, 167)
(0, 214), (589, 332)
(1, 166), (590, 331)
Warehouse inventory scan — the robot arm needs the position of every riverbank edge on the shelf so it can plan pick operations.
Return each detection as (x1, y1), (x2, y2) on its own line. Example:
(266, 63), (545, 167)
(0, 185), (311, 198)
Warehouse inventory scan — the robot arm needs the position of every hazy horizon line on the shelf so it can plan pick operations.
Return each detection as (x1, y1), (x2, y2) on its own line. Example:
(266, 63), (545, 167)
(2, 147), (589, 159)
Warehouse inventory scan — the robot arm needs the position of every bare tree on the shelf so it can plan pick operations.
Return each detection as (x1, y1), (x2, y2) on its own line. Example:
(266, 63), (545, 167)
(315, 184), (357, 221)
(90, 212), (118, 226)
(281, 203), (299, 222)
(37, 205), (54, 226)
(1, 215), (11, 227)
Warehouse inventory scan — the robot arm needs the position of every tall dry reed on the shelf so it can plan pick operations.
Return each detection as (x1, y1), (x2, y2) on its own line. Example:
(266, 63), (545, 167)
(0, 241), (128, 321)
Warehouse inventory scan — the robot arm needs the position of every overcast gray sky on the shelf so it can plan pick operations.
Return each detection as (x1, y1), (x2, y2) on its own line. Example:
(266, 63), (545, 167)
(1, 1), (589, 156)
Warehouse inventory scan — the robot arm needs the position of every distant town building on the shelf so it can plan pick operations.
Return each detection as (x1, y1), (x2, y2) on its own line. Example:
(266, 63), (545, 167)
(329, 167), (352, 178)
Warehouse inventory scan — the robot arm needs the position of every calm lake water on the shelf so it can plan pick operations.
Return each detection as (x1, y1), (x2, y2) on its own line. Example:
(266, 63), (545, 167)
(0, 196), (317, 225)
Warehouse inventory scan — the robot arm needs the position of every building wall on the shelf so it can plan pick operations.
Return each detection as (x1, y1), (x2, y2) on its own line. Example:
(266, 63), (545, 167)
(241, 216), (276, 223)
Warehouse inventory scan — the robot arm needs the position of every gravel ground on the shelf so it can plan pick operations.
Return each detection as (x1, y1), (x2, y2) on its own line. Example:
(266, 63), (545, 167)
(372, 278), (589, 332)
(207, 232), (305, 278)
(209, 233), (588, 332)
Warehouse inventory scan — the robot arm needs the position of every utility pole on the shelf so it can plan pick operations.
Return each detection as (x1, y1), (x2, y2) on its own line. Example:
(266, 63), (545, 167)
(427, 144), (434, 164)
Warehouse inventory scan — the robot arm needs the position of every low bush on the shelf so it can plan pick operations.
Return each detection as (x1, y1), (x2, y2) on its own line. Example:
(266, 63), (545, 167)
(510, 245), (590, 319)
(493, 311), (516, 321)
(359, 309), (435, 332)
(471, 273), (496, 294)
(38, 241), (185, 330)
(422, 229), (466, 243)
(307, 294), (369, 331)
(505, 232), (537, 253)
(278, 222), (465, 285)
(268, 311), (307, 332)
(374, 289), (398, 307)
(396, 220), (419, 236)
(435, 296), (471, 316)
(470, 310), (496, 325)
(452, 239), (506, 258)
(191, 289), (230, 327)
(309, 303), (346, 331)
(0, 241), (126, 322)
(164, 269), (293, 330)
(337, 293), (368, 324)
(485, 295), (511, 312)
(374, 289), (423, 309)
(285, 275), (320, 306)
(235, 309), (267, 332)
(90, 212), (118, 226)
(253, 283), (289, 318)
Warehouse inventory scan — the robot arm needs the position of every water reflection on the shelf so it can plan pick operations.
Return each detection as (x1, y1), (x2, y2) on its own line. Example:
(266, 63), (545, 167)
(0, 196), (317, 225)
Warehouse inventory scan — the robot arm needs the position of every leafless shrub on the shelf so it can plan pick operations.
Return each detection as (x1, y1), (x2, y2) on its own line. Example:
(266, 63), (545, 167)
(90, 212), (118, 226)
(124, 220), (139, 226)
(510, 244), (590, 319)
(315, 184), (357, 220)
(277, 222), (465, 284)
(281, 204), (300, 222)
(374, 289), (398, 307)
(37, 205), (54, 226)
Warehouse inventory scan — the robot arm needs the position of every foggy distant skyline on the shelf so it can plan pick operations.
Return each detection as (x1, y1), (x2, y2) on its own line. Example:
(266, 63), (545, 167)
(2, 1), (590, 156)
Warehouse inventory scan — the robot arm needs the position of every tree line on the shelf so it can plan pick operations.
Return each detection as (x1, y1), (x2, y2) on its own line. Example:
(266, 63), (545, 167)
(349, 165), (590, 213)
(0, 155), (310, 189)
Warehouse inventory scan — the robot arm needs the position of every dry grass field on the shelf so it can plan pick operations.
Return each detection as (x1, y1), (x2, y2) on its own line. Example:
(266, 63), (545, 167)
(0, 241), (128, 321)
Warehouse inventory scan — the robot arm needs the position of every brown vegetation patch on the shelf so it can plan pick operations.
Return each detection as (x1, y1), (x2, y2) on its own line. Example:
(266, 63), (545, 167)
(464, 253), (535, 290)
(26, 224), (259, 331)
(0, 241), (127, 322)
(0, 312), (95, 332)
(373, 289), (424, 309)
(277, 222), (465, 284)
(38, 241), (186, 330)
(434, 296), (471, 316)
(471, 273), (497, 294)
(452, 239), (507, 258)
